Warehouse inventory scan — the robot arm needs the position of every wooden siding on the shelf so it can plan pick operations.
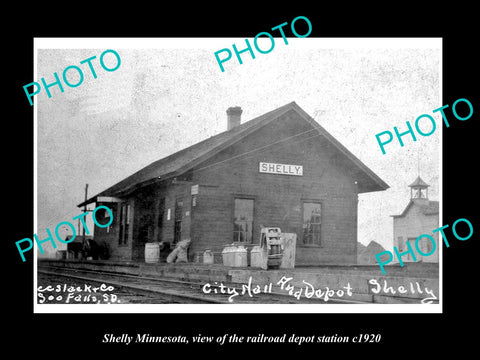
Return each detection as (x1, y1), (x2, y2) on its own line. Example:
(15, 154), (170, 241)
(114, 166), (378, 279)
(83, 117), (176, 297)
(189, 111), (359, 265)
(393, 200), (439, 263)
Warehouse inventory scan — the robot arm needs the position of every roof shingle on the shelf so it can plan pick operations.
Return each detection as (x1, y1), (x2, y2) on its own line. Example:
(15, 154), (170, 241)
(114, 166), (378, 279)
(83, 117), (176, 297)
(78, 101), (389, 207)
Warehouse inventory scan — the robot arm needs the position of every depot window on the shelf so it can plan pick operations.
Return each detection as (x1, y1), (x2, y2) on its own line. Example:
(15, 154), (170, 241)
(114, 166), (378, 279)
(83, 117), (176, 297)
(302, 202), (322, 245)
(418, 236), (434, 255)
(233, 198), (254, 243)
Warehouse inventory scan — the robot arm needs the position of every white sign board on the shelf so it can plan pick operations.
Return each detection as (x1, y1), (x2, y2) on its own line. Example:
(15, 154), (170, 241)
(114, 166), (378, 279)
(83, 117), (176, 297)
(191, 184), (199, 195)
(259, 162), (303, 176)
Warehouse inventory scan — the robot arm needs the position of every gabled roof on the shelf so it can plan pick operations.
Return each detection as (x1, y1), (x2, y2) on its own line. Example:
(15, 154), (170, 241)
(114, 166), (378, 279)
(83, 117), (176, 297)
(391, 199), (439, 218)
(78, 101), (389, 207)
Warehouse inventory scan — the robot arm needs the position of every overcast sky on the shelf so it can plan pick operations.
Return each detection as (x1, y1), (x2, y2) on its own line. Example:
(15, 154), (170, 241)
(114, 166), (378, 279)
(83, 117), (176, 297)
(35, 38), (441, 257)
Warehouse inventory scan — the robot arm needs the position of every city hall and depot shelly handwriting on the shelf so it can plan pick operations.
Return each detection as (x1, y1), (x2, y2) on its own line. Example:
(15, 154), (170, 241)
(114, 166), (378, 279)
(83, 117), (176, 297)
(202, 275), (437, 304)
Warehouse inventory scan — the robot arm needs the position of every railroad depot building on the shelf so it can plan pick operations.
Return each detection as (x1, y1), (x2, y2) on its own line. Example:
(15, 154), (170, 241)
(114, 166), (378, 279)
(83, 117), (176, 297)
(78, 102), (388, 266)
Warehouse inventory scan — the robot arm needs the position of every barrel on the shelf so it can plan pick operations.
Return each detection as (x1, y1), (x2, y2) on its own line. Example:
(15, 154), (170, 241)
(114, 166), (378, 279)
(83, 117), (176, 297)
(145, 242), (160, 263)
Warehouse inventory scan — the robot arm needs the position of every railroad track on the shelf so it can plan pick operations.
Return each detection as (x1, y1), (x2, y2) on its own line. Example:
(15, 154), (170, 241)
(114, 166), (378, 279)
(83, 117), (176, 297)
(38, 266), (225, 304)
(37, 264), (368, 305)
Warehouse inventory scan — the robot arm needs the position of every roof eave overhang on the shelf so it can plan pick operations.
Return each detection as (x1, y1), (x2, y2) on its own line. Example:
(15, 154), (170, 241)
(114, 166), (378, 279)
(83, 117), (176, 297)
(76, 172), (182, 208)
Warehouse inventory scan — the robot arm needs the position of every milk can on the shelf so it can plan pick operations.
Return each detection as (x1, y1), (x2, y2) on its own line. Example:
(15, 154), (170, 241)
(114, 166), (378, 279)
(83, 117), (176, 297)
(232, 245), (248, 267)
(222, 244), (235, 266)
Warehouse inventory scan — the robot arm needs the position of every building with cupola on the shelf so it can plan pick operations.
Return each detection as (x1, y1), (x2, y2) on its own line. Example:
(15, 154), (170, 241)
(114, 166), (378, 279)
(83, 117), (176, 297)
(391, 176), (439, 263)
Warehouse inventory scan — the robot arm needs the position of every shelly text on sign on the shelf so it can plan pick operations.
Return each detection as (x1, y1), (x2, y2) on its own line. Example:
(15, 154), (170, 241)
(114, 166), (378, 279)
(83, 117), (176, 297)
(259, 162), (303, 176)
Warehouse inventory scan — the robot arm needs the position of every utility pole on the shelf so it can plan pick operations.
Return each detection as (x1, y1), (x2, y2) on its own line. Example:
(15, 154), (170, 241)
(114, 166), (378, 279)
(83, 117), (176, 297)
(83, 183), (89, 258)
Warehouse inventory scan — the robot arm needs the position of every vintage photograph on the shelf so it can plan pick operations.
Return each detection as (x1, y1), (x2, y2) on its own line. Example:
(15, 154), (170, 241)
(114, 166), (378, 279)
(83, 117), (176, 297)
(34, 38), (442, 312)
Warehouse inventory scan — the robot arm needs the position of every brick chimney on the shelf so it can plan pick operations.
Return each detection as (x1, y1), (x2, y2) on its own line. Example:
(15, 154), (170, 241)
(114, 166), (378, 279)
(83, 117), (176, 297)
(226, 106), (242, 130)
